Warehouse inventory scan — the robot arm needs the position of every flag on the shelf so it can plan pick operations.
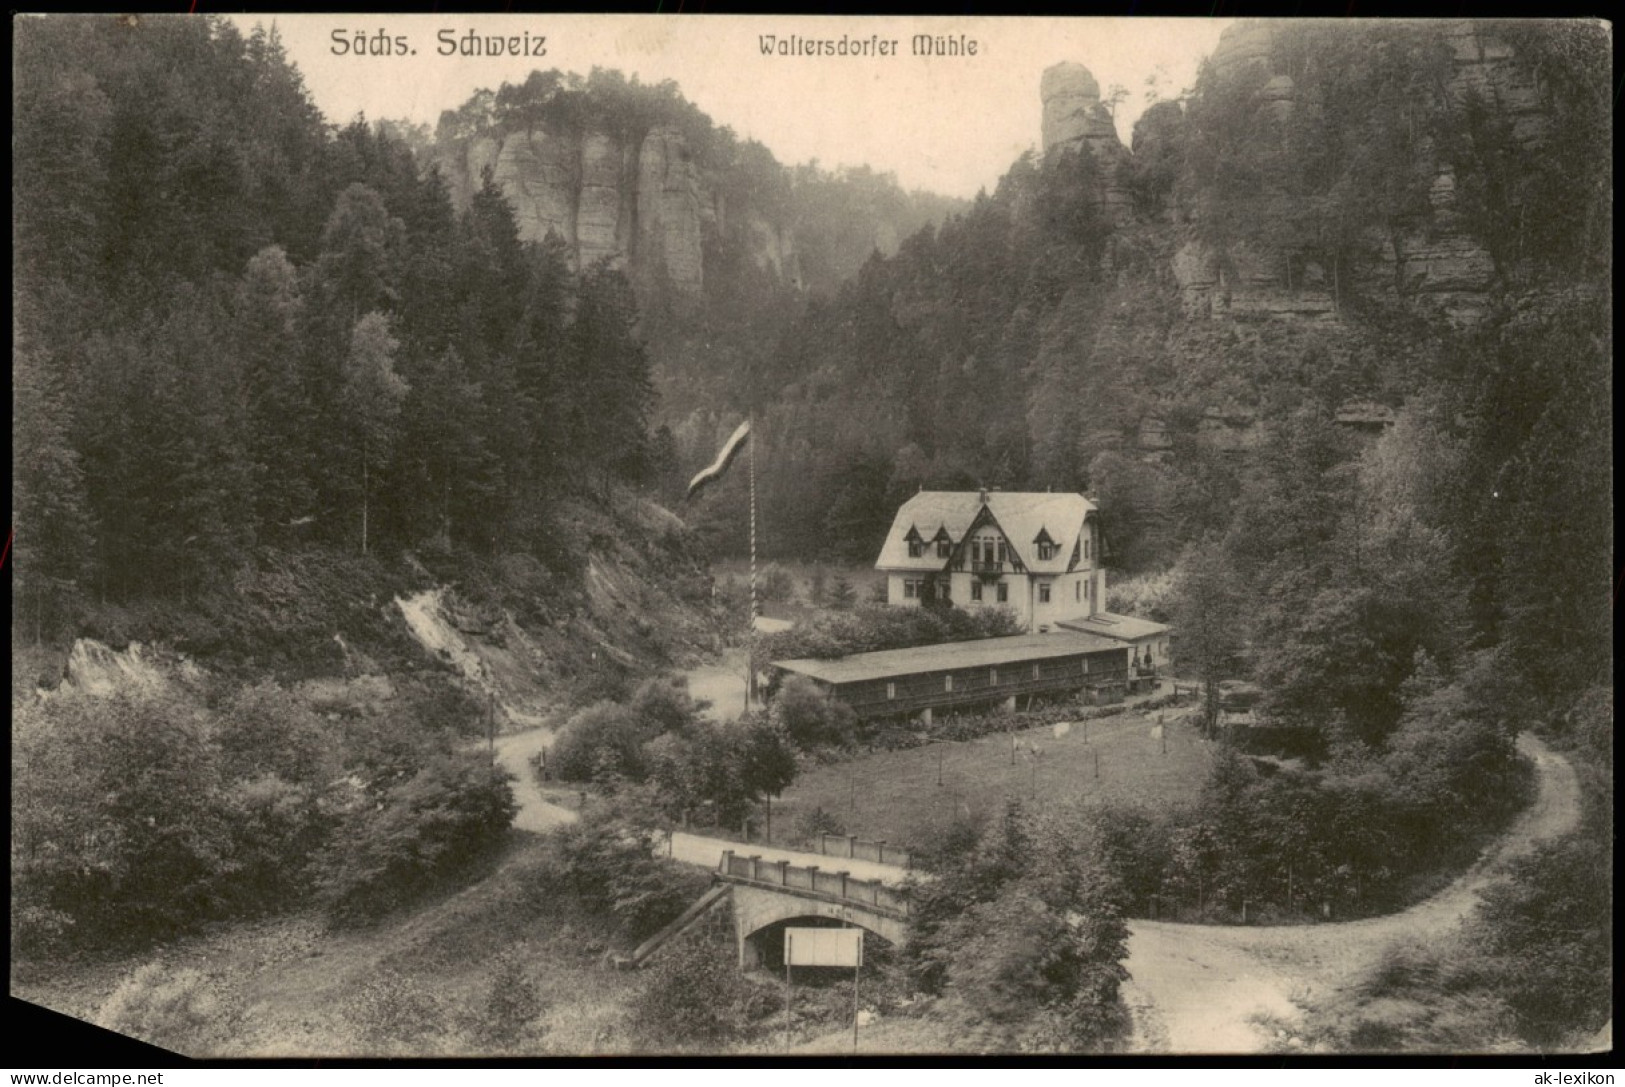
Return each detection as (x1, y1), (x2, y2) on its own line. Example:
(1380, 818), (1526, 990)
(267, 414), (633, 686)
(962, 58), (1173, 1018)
(686, 419), (751, 499)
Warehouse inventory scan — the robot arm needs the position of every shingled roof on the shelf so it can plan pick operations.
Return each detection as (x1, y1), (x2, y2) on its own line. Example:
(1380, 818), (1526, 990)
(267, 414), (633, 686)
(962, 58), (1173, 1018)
(875, 491), (1095, 575)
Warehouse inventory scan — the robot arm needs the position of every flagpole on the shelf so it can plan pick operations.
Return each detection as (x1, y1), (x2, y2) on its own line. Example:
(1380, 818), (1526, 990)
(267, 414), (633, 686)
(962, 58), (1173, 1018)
(747, 412), (759, 709)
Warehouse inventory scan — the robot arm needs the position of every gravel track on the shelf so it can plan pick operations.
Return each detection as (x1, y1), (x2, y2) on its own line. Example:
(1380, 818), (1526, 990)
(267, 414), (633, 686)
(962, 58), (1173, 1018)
(1119, 734), (1580, 1053)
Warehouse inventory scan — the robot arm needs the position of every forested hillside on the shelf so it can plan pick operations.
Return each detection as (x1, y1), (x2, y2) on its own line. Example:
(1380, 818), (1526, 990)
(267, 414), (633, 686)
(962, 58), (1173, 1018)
(673, 19), (1610, 711)
(13, 17), (725, 675)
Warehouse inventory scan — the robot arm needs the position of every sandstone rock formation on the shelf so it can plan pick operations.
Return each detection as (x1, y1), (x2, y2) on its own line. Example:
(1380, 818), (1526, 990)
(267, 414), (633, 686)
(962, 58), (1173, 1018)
(438, 124), (709, 296)
(1179, 18), (1549, 328)
(635, 127), (705, 295)
(1040, 61), (1133, 225)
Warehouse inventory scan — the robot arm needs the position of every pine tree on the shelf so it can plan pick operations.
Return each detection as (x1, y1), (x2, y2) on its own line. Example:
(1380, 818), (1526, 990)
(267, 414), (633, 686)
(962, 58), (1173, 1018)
(340, 314), (409, 556)
(13, 334), (97, 641)
(237, 246), (316, 541)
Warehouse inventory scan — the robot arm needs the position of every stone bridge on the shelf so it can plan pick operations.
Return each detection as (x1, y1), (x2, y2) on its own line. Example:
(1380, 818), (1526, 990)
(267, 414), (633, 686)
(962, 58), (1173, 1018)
(716, 850), (912, 968)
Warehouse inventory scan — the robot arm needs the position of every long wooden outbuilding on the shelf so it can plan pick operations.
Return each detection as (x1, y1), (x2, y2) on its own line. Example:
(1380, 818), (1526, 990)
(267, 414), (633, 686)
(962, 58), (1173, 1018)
(772, 631), (1128, 723)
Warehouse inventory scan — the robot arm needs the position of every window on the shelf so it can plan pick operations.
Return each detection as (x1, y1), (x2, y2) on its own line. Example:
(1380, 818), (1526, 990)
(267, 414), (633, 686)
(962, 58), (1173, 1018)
(904, 578), (924, 599)
(940, 581), (951, 602)
(996, 582), (1009, 603)
(1075, 581), (1081, 602)
(1038, 583), (1051, 604)
(945, 674), (954, 693)
(996, 540), (1007, 564)
(1084, 537), (1091, 561)
(886, 681), (896, 700)
(1037, 542), (1056, 561)
(907, 540), (923, 558)
(971, 581), (983, 602)
(990, 667), (999, 685)
(937, 539), (952, 558)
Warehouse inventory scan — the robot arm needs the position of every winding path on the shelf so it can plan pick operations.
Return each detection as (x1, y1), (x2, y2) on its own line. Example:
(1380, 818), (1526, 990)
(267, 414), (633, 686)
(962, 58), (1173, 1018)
(1119, 734), (1581, 1053)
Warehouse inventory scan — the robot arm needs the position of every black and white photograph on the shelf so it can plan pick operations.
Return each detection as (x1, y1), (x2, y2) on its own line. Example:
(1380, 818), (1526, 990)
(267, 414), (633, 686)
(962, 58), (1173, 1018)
(10, 13), (1613, 1062)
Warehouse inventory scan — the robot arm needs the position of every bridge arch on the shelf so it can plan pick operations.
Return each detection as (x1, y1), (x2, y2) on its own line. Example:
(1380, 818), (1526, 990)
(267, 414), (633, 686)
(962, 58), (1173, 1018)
(729, 883), (908, 969)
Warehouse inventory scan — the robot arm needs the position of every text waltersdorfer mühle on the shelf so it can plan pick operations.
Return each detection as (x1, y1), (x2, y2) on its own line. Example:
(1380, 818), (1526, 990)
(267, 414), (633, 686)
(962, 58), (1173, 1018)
(757, 33), (979, 58)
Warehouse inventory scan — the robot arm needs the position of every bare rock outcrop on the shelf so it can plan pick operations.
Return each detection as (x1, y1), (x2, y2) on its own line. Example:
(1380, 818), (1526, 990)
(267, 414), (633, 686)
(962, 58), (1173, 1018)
(577, 132), (629, 270)
(493, 129), (579, 247)
(1181, 18), (1551, 327)
(636, 126), (705, 295)
(438, 123), (709, 296)
(1040, 62), (1133, 225)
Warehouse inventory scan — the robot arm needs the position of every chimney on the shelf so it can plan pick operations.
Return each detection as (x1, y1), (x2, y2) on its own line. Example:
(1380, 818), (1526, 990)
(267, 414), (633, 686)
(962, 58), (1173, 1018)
(978, 487), (988, 505)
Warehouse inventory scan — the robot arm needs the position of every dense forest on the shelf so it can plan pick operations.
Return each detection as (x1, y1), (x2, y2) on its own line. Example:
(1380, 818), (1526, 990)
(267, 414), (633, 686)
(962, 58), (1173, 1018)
(14, 19), (665, 633)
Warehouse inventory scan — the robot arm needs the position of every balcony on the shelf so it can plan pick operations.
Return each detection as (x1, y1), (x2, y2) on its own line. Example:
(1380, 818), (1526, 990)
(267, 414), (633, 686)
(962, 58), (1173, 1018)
(971, 560), (1004, 578)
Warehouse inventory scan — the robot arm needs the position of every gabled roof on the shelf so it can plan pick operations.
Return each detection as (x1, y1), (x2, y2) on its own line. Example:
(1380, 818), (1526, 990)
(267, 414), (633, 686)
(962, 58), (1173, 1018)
(875, 491), (1095, 574)
(1056, 611), (1170, 643)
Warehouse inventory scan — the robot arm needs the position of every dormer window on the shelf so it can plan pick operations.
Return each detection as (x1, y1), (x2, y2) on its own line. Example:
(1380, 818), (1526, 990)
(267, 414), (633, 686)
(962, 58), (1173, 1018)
(1037, 542), (1056, 561)
(937, 538), (952, 558)
(908, 540), (924, 558)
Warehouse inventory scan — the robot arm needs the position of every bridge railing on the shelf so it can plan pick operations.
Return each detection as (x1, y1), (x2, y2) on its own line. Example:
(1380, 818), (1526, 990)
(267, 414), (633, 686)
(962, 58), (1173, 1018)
(718, 850), (911, 917)
(817, 833), (912, 869)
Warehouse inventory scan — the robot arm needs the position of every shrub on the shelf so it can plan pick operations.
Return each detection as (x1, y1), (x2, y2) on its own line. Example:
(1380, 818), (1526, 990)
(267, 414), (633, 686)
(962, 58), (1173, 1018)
(643, 714), (797, 829)
(772, 674), (857, 749)
(1105, 567), (1178, 622)
(549, 702), (651, 783)
(218, 773), (334, 914)
(317, 753), (517, 925)
(12, 692), (237, 950)
(470, 950), (546, 1051)
(344, 968), (446, 1054)
(758, 563), (795, 603)
(631, 933), (755, 1050)
(791, 805), (846, 850)
(216, 680), (339, 784)
(546, 808), (707, 943)
(909, 803), (1132, 1051)
(1473, 836), (1613, 1044)
(96, 962), (244, 1055)
(828, 575), (858, 610)
(551, 676), (706, 784)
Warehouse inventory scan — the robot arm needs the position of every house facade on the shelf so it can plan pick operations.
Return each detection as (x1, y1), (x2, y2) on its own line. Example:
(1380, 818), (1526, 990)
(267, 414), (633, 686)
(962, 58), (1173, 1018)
(875, 490), (1106, 633)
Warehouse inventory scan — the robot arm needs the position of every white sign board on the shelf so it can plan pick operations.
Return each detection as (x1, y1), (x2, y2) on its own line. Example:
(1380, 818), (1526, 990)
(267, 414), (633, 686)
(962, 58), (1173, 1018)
(785, 927), (863, 968)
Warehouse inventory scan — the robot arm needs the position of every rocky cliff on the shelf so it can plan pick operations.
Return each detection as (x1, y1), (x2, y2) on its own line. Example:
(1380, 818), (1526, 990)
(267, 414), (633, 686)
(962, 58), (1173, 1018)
(1160, 19), (1548, 329)
(1038, 22), (1563, 464)
(440, 124), (710, 297)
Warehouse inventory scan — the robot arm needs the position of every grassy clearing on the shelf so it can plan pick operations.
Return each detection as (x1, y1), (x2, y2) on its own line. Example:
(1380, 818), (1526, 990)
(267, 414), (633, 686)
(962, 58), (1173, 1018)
(768, 703), (1214, 852)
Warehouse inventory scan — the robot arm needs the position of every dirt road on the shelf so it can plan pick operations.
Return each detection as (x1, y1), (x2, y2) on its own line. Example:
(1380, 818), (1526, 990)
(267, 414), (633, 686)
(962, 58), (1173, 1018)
(1119, 734), (1580, 1053)
(490, 725), (578, 833)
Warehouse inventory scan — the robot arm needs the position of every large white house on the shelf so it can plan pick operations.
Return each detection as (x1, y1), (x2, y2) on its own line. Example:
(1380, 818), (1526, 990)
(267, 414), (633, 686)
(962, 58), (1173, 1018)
(875, 489), (1170, 670)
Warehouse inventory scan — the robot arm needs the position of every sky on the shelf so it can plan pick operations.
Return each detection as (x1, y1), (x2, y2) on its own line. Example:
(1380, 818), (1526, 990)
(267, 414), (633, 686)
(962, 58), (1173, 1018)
(224, 15), (1234, 200)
